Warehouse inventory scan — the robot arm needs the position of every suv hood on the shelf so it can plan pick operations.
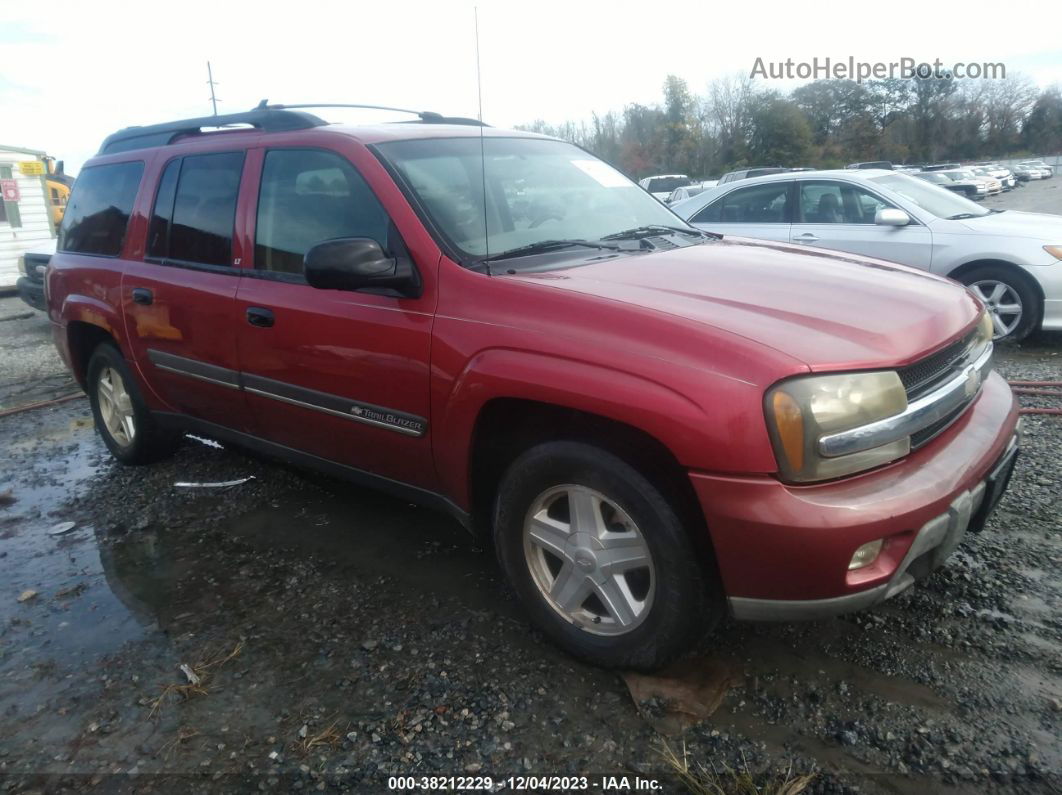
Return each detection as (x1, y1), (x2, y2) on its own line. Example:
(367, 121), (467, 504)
(510, 238), (979, 371)
(950, 210), (1062, 240)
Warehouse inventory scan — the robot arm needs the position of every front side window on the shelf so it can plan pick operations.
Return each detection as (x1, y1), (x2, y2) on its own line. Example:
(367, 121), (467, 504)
(255, 149), (390, 275)
(376, 137), (682, 260)
(796, 182), (893, 224)
(59, 161), (144, 256)
(692, 182), (790, 224)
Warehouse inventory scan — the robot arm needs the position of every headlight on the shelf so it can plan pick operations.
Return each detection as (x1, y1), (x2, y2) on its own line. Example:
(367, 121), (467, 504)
(974, 307), (994, 346)
(1044, 245), (1062, 260)
(765, 370), (909, 483)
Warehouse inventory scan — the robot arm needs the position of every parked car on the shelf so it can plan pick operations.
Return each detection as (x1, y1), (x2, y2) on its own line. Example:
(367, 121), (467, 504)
(971, 166), (1013, 191)
(914, 170), (981, 199)
(941, 169), (997, 197)
(15, 239), (55, 311)
(666, 180), (718, 204)
(638, 174), (692, 201)
(1019, 160), (1053, 178)
(718, 167), (787, 184)
(673, 168), (1062, 341)
(48, 108), (1020, 669)
(1010, 164), (1039, 181)
(922, 163), (962, 172)
(846, 161), (893, 170)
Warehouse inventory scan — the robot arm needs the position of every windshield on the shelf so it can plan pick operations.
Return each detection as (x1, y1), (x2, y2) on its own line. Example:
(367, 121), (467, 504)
(869, 173), (990, 219)
(646, 176), (691, 193)
(376, 137), (685, 260)
(919, 173), (948, 183)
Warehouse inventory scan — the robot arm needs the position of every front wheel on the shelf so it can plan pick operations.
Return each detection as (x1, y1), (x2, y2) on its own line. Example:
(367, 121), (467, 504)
(87, 343), (179, 464)
(960, 267), (1041, 342)
(493, 441), (721, 669)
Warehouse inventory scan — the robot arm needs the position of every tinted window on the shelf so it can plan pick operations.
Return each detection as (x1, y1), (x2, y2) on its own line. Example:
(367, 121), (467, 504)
(796, 182), (892, 224)
(59, 161), (144, 256)
(166, 153), (244, 266)
(693, 182), (790, 223)
(255, 149), (390, 274)
(147, 159), (180, 258)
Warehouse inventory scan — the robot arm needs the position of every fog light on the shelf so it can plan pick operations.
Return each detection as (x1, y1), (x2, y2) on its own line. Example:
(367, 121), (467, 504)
(848, 539), (884, 570)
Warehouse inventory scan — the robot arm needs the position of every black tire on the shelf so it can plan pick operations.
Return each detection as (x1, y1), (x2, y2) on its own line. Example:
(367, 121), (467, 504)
(958, 266), (1041, 342)
(493, 441), (721, 670)
(87, 343), (179, 464)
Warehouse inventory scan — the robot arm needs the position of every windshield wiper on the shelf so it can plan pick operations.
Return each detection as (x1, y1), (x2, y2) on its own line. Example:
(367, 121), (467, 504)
(600, 224), (722, 241)
(483, 239), (622, 263)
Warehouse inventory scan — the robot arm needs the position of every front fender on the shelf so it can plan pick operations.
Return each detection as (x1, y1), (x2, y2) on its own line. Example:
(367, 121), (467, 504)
(433, 347), (773, 508)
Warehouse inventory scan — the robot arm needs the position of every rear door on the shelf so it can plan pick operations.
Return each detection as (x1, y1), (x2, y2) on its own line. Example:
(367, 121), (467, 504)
(789, 179), (933, 269)
(233, 145), (437, 489)
(121, 150), (252, 428)
(687, 180), (792, 242)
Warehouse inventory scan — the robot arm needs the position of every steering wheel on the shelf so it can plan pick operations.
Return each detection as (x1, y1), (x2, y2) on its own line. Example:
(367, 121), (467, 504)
(529, 210), (564, 229)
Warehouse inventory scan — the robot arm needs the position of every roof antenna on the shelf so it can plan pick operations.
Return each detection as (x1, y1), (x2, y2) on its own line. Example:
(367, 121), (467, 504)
(206, 61), (221, 116)
(475, 6), (491, 274)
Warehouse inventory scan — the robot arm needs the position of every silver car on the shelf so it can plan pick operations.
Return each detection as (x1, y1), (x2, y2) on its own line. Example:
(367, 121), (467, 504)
(671, 169), (1062, 340)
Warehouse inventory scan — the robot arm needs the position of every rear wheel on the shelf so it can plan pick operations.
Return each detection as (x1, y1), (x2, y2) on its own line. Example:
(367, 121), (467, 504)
(87, 344), (179, 464)
(494, 441), (721, 669)
(960, 267), (1040, 342)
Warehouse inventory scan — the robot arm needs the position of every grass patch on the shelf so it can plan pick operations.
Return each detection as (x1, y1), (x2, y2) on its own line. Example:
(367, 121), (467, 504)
(148, 641), (244, 718)
(658, 740), (814, 795)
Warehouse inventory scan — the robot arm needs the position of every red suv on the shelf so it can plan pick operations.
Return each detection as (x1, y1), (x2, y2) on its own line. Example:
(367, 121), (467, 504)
(46, 105), (1019, 669)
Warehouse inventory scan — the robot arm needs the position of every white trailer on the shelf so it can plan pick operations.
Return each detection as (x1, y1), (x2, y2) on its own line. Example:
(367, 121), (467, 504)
(0, 145), (56, 290)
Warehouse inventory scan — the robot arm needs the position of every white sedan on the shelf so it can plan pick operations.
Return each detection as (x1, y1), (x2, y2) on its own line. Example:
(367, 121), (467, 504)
(671, 169), (1062, 340)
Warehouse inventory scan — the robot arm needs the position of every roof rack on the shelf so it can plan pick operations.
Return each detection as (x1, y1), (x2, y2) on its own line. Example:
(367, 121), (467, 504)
(99, 106), (328, 154)
(99, 101), (487, 155)
(256, 102), (488, 127)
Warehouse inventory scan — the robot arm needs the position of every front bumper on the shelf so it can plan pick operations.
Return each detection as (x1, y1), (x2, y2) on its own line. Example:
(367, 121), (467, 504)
(16, 277), (46, 312)
(689, 372), (1019, 618)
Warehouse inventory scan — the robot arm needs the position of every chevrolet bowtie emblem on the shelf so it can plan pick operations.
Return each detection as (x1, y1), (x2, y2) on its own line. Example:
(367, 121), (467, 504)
(351, 406), (364, 415)
(963, 366), (980, 398)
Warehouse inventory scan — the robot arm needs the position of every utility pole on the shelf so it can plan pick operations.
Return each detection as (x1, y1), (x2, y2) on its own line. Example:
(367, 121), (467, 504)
(474, 8), (483, 123)
(207, 61), (220, 116)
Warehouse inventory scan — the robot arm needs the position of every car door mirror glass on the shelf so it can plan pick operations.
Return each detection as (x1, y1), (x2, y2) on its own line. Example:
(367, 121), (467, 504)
(875, 208), (910, 226)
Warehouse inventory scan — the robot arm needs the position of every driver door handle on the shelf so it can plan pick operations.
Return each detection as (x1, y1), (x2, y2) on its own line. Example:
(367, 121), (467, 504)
(794, 233), (819, 243)
(246, 307), (275, 328)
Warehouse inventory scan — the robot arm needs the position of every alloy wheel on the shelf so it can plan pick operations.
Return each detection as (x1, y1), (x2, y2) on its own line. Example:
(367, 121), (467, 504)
(97, 366), (136, 447)
(969, 280), (1023, 339)
(522, 484), (655, 636)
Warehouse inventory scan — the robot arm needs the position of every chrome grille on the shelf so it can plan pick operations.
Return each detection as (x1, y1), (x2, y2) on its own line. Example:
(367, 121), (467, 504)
(898, 328), (979, 401)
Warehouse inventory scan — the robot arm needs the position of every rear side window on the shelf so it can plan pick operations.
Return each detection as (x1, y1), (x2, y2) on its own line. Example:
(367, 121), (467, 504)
(255, 149), (389, 275)
(59, 161), (144, 256)
(693, 182), (790, 223)
(148, 152), (244, 267)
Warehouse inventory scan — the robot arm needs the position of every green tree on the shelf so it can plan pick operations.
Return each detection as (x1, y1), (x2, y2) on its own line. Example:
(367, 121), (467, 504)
(747, 94), (812, 166)
(1022, 86), (1062, 154)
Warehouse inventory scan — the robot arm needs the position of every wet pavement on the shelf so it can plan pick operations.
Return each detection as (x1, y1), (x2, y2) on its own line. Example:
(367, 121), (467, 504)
(0, 260), (1060, 792)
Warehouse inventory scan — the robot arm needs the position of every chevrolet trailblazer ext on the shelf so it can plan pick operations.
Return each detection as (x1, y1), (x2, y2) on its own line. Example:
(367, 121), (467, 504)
(47, 105), (1019, 669)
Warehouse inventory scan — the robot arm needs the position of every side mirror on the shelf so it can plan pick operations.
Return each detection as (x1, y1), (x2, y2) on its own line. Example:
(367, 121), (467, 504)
(304, 237), (420, 297)
(875, 208), (910, 227)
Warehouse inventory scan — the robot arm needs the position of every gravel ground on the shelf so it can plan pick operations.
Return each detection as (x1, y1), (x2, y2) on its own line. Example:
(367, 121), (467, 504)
(0, 184), (1060, 794)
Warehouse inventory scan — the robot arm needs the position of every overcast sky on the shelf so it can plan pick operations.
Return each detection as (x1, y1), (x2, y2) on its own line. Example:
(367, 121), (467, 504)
(3, 0), (1061, 175)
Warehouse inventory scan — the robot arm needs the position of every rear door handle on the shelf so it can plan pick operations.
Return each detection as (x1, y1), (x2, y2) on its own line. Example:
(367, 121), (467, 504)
(246, 307), (275, 328)
(794, 233), (819, 243)
(131, 288), (153, 305)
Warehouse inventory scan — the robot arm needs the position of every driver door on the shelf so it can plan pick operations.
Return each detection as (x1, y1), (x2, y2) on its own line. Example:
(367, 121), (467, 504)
(790, 180), (933, 270)
(233, 145), (437, 490)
